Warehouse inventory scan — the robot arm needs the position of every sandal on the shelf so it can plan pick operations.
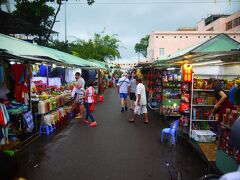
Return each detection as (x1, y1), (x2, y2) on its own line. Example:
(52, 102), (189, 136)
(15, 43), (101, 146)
(128, 119), (135, 123)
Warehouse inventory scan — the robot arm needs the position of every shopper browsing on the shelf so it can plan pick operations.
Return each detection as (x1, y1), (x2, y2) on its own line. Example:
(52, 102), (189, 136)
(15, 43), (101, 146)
(117, 72), (130, 112)
(129, 74), (137, 110)
(84, 81), (97, 127)
(75, 72), (85, 89)
(208, 78), (236, 121)
(129, 77), (149, 124)
(71, 82), (85, 119)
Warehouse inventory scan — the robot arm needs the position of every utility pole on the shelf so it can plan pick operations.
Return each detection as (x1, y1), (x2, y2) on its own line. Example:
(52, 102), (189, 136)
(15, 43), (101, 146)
(64, 1), (67, 42)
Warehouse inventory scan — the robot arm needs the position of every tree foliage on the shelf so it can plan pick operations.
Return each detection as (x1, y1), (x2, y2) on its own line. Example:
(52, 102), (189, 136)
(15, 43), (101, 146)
(13, 0), (55, 38)
(1, 0), (95, 44)
(69, 32), (121, 61)
(134, 35), (150, 58)
(49, 32), (121, 62)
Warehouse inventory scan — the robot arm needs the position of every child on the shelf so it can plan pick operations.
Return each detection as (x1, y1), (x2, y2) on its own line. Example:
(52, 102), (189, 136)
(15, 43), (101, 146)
(84, 81), (97, 127)
(71, 82), (85, 119)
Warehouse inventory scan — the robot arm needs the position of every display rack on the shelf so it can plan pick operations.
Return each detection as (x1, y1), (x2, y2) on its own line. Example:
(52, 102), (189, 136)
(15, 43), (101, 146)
(189, 74), (218, 138)
(161, 68), (182, 119)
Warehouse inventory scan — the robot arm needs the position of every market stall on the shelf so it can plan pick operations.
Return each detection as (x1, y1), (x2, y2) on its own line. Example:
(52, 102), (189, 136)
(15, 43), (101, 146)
(0, 33), (101, 150)
(155, 33), (240, 173)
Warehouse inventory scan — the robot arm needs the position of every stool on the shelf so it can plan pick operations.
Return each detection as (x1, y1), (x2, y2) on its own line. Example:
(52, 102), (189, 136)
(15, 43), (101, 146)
(99, 95), (104, 102)
(39, 125), (52, 136)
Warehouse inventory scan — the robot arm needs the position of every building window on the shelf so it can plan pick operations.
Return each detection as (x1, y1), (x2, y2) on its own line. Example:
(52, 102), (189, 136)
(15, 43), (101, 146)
(174, 36), (176, 38)
(186, 36), (188, 38)
(226, 21), (233, 30)
(159, 48), (164, 56)
(180, 36), (182, 38)
(233, 36), (236, 38)
(162, 36), (164, 38)
(156, 36), (158, 38)
(233, 17), (240, 27)
(209, 36), (212, 38)
(198, 36), (200, 38)
(204, 36), (206, 38)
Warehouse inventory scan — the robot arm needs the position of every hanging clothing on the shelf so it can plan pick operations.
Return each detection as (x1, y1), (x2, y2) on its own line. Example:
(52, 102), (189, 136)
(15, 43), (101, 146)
(0, 65), (4, 83)
(10, 64), (26, 82)
(65, 68), (75, 83)
(229, 85), (237, 105)
(234, 87), (240, 105)
(39, 65), (48, 77)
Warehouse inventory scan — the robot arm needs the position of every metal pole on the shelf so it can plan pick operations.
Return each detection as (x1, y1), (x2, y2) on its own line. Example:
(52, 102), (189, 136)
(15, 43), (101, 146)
(65, 1), (67, 42)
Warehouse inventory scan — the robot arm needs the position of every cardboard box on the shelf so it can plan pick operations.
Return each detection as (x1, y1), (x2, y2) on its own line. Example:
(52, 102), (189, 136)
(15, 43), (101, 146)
(192, 130), (216, 142)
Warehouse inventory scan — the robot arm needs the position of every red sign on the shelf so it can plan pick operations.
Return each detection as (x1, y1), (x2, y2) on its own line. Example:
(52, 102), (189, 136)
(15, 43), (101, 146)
(182, 64), (192, 82)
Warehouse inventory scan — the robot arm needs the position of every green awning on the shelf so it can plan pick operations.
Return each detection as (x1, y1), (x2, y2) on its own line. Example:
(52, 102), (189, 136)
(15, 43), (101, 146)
(40, 46), (97, 67)
(0, 33), (62, 63)
(88, 59), (109, 70)
(156, 33), (240, 64)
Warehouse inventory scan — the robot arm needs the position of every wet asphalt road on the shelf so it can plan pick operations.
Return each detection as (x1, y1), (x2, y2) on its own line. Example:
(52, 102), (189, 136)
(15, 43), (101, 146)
(17, 88), (207, 180)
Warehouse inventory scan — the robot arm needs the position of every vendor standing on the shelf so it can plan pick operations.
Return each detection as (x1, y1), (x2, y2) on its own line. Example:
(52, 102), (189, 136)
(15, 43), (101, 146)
(208, 78), (236, 121)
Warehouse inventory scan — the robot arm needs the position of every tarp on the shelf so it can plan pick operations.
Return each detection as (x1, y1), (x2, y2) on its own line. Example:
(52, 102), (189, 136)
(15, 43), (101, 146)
(0, 33), (62, 63)
(88, 59), (109, 70)
(156, 33), (240, 64)
(0, 33), (98, 68)
(40, 46), (97, 67)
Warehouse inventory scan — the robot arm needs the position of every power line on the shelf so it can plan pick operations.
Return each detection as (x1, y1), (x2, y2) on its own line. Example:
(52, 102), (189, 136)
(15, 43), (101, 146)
(63, 0), (240, 5)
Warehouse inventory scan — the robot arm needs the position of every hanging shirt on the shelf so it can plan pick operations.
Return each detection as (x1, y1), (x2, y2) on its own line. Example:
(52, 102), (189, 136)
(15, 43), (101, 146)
(85, 87), (95, 103)
(10, 64), (26, 82)
(229, 86), (237, 105)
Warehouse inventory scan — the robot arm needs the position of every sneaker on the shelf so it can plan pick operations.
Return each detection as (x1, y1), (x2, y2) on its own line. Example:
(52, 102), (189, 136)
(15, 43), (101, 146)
(125, 106), (128, 111)
(121, 108), (124, 112)
(83, 120), (89, 124)
(89, 121), (97, 127)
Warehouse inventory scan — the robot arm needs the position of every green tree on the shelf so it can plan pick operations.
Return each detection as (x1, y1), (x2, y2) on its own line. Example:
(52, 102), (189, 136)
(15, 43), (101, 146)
(134, 35), (150, 58)
(69, 32), (121, 61)
(13, 0), (55, 41)
(6, 0), (95, 44)
(48, 40), (71, 53)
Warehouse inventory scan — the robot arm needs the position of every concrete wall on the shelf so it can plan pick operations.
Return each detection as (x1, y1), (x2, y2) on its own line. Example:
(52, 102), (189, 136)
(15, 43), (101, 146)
(147, 31), (240, 61)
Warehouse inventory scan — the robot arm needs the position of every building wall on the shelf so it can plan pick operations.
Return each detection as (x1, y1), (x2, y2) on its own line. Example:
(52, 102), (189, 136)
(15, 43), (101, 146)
(147, 31), (240, 61)
(197, 11), (240, 32)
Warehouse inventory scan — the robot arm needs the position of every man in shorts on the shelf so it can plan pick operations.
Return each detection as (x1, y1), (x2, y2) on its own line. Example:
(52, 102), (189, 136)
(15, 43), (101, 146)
(129, 74), (137, 110)
(117, 72), (130, 112)
(129, 77), (149, 124)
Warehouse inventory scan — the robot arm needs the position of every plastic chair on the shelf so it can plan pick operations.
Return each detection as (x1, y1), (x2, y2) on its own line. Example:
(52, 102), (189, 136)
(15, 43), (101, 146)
(161, 120), (179, 145)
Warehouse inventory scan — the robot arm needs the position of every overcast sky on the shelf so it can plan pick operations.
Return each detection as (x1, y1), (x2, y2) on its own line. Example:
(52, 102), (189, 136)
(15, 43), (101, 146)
(52, 0), (240, 62)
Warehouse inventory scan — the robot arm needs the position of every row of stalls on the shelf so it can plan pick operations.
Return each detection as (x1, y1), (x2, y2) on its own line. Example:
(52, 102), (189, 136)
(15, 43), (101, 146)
(135, 33), (240, 174)
(0, 33), (109, 151)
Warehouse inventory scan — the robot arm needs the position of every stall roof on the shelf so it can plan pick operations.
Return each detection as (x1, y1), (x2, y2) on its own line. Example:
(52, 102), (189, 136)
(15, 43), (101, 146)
(88, 59), (109, 70)
(156, 33), (240, 65)
(0, 33), (63, 63)
(0, 33), (99, 68)
(40, 46), (97, 68)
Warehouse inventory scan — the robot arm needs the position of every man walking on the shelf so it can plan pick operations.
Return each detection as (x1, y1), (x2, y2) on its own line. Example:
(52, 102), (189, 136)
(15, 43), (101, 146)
(129, 77), (149, 124)
(117, 72), (130, 112)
